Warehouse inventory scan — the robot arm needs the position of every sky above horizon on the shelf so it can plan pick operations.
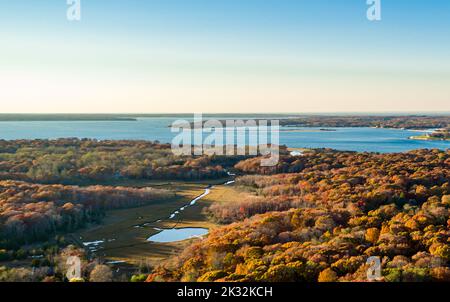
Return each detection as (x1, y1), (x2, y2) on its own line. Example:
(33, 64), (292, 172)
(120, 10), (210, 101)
(0, 0), (449, 113)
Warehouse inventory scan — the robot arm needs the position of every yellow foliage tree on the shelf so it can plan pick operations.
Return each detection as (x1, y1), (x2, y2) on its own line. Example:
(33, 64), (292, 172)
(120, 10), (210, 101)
(318, 268), (338, 282)
(365, 228), (380, 244)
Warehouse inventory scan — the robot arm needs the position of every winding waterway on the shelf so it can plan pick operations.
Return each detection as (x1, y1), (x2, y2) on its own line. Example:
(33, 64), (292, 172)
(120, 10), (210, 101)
(145, 176), (236, 243)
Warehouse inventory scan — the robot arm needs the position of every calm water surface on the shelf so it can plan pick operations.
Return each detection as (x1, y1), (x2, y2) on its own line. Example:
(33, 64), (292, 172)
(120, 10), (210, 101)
(147, 228), (209, 243)
(0, 117), (448, 153)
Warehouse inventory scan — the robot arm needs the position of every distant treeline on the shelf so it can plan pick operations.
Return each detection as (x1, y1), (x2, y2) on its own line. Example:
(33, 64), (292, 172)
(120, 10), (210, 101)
(169, 115), (450, 130)
(0, 114), (295, 122)
(429, 129), (450, 140)
(3, 114), (449, 129)
(0, 114), (137, 121)
(279, 115), (450, 130)
(0, 139), (250, 184)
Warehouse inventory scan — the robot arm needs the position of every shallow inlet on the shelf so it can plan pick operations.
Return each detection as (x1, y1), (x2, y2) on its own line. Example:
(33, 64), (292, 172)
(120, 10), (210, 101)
(147, 228), (209, 243)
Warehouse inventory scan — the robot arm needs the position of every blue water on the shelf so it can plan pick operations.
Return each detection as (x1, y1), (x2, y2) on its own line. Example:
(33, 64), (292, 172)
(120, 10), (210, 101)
(0, 117), (448, 153)
(147, 228), (209, 243)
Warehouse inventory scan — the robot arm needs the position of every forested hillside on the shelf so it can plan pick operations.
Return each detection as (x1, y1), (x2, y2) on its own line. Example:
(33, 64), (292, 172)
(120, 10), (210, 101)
(150, 149), (450, 282)
(0, 181), (174, 248)
(0, 139), (248, 281)
(0, 139), (243, 183)
(1, 140), (449, 282)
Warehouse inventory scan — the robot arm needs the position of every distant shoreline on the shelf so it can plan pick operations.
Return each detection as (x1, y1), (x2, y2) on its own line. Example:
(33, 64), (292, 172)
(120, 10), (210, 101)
(408, 127), (450, 141)
(0, 114), (137, 122)
(0, 115), (449, 131)
(409, 136), (450, 141)
(280, 128), (337, 133)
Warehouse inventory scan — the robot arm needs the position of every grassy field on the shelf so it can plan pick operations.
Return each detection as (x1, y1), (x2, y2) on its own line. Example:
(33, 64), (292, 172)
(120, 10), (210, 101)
(72, 179), (242, 268)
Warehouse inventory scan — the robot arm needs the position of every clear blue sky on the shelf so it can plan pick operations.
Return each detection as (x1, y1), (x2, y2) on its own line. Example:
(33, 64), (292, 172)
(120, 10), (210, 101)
(1, 0), (449, 113)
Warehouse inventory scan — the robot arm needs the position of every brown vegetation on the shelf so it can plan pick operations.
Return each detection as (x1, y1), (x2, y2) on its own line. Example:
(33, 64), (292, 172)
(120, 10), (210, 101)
(0, 139), (243, 183)
(0, 180), (174, 248)
(150, 149), (450, 282)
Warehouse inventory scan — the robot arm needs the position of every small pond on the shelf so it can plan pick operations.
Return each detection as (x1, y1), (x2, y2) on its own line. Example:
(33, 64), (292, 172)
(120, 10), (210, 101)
(147, 228), (209, 243)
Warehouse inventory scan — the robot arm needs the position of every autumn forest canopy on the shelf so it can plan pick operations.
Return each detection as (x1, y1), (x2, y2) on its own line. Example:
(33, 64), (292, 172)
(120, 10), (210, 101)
(0, 139), (246, 183)
(0, 139), (449, 282)
(151, 149), (450, 282)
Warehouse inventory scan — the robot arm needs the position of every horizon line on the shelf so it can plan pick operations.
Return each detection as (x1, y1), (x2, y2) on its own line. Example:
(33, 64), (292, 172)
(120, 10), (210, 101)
(0, 111), (449, 116)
